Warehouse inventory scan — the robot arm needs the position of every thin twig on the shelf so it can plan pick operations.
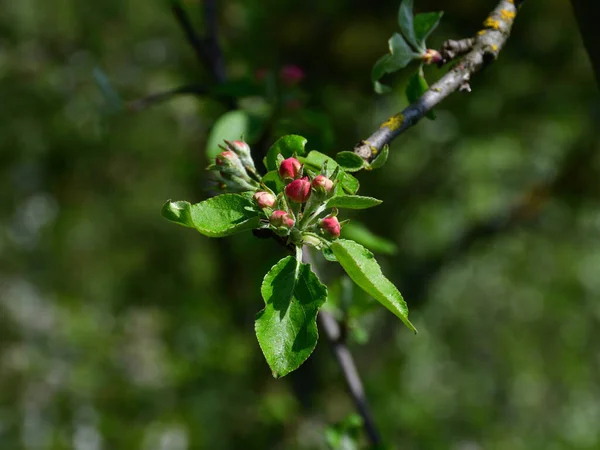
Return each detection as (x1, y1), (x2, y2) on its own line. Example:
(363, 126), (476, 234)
(170, 1), (212, 71)
(127, 84), (209, 111)
(355, 0), (526, 161)
(303, 249), (382, 446)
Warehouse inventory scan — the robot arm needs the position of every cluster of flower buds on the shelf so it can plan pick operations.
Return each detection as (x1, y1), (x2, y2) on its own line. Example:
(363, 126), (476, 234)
(208, 139), (260, 192)
(250, 155), (342, 241)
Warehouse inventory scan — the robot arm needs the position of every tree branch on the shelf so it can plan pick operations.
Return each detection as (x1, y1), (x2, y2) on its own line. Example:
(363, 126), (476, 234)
(170, 0), (227, 84)
(354, 0), (526, 162)
(570, 0), (600, 87)
(302, 249), (382, 447)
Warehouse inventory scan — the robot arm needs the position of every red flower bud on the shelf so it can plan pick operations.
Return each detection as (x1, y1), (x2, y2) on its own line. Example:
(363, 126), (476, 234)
(270, 210), (295, 229)
(312, 175), (334, 194)
(320, 216), (341, 238)
(279, 157), (302, 181)
(285, 177), (311, 203)
(280, 65), (305, 85)
(253, 191), (276, 208)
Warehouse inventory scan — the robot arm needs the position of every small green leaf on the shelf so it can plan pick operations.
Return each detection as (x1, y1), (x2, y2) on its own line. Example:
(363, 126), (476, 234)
(264, 135), (307, 172)
(161, 194), (260, 237)
(406, 70), (436, 119)
(255, 255), (328, 377)
(336, 152), (366, 173)
(331, 239), (416, 333)
(369, 145), (389, 170)
(414, 11), (444, 45)
(261, 170), (284, 194)
(371, 34), (420, 86)
(206, 110), (250, 159)
(398, 0), (422, 52)
(327, 196), (382, 210)
(341, 222), (398, 255)
(341, 172), (360, 194)
(322, 246), (337, 262)
(300, 151), (360, 194)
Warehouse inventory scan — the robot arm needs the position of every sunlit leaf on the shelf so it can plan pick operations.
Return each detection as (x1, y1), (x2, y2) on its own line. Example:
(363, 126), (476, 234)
(331, 239), (416, 332)
(161, 195), (260, 237)
(255, 255), (327, 377)
(263, 135), (307, 172)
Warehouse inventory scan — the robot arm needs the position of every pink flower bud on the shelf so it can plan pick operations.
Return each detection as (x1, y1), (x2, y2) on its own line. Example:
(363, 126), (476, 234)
(216, 150), (241, 167)
(279, 157), (302, 181)
(285, 177), (311, 203)
(280, 65), (305, 85)
(422, 49), (443, 65)
(229, 140), (251, 154)
(312, 175), (334, 194)
(320, 216), (341, 238)
(270, 210), (295, 229)
(253, 191), (276, 208)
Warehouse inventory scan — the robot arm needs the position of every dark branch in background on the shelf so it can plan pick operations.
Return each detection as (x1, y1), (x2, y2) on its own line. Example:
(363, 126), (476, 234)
(303, 249), (382, 447)
(570, 0), (600, 87)
(355, 0), (525, 161)
(203, 0), (227, 84)
(126, 84), (209, 111)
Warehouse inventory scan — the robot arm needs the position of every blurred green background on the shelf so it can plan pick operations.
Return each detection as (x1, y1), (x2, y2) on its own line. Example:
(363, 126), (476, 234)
(1, 0), (599, 448)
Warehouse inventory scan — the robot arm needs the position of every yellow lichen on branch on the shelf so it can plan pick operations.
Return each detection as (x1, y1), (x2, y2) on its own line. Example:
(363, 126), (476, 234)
(483, 17), (500, 30)
(380, 114), (404, 131)
(500, 9), (516, 21)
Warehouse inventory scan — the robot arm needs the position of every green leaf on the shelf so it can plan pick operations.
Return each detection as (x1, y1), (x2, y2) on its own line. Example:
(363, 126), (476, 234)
(327, 195), (382, 210)
(261, 170), (284, 194)
(161, 194), (260, 237)
(371, 34), (420, 85)
(300, 151), (360, 194)
(336, 152), (366, 173)
(414, 11), (444, 45)
(406, 70), (436, 120)
(206, 110), (250, 159)
(255, 255), (328, 377)
(368, 145), (389, 170)
(398, 0), (422, 52)
(341, 172), (360, 194)
(341, 222), (398, 255)
(330, 239), (416, 333)
(264, 135), (307, 172)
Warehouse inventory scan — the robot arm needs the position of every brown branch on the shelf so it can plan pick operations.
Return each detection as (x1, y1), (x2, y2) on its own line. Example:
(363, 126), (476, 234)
(355, 0), (526, 162)
(170, 0), (227, 85)
(302, 249), (382, 447)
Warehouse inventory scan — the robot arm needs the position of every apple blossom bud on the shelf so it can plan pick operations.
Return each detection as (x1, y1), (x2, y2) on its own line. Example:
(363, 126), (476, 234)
(216, 150), (243, 169)
(285, 177), (311, 203)
(280, 65), (305, 85)
(279, 157), (302, 181)
(320, 216), (341, 238)
(224, 139), (256, 172)
(312, 175), (334, 195)
(253, 191), (276, 208)
(422, 49), (443, 65)
(270, 210), (295, 229)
